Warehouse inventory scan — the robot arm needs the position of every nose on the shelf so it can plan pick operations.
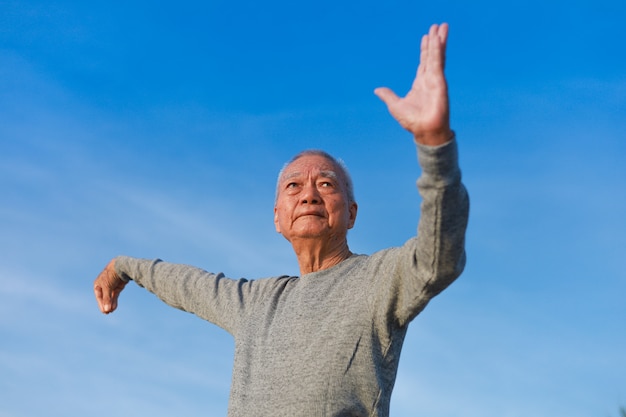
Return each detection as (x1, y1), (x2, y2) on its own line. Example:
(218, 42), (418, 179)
(301, 183), (321, 204)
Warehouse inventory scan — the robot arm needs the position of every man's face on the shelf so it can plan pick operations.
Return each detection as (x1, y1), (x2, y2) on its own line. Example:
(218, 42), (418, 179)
(274, 154), (357, 244)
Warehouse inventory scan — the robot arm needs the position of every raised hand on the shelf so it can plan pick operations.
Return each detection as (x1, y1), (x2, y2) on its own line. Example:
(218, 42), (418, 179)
(375, 23), (453, 146)
(94, 259), (127, 314)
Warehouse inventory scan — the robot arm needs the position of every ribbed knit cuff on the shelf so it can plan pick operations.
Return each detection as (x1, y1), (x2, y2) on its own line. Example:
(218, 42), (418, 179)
(114, 255), (133, 282)
(416, 133), (460, 181)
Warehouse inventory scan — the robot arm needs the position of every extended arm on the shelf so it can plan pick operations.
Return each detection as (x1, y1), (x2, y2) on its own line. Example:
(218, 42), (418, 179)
(94, 256), (286, 335)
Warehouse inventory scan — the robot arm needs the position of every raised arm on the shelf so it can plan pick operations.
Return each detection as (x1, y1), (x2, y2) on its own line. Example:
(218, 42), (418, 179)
(374, 23), (452, 146)
(371, 23), (468, 326)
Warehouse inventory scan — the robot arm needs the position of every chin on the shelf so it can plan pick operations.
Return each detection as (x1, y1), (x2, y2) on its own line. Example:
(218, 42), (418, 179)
(289, 227), (329, 240)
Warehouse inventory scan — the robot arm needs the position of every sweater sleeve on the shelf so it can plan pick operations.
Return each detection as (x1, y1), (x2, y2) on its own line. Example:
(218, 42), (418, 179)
(114, 257), (283, 336)
(373, 137), (469, 327)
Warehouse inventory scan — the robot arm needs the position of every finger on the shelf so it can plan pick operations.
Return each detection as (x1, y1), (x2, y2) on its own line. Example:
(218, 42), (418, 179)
(110, 289), (120, 312)
(438, 22), (449, 45)
(428, 24), (447, 73)
(374, 87), (400, 106)
(438, 23), (449, 69)
(94, 285), (105, 313)
(417, 33), (429, 76)
(99, 282), (114, 314)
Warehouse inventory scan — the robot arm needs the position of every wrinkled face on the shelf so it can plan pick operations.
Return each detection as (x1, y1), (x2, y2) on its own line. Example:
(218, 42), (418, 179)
(274, 154), (357, 244)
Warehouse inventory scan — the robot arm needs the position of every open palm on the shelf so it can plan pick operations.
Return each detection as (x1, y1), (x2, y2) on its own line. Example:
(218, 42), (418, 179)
(375, 23), (452, 146)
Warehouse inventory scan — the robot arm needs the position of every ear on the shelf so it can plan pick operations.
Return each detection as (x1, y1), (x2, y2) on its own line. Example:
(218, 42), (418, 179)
(274, 207), (281, 233)
(347, 202), (358, 229)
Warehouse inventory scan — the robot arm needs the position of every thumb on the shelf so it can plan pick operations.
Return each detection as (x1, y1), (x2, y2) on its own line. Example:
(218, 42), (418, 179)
(374, 87), (400, 106)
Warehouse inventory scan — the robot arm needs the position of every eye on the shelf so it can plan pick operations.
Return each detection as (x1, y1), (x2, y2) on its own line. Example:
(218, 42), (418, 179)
(319, 181), (334, 188)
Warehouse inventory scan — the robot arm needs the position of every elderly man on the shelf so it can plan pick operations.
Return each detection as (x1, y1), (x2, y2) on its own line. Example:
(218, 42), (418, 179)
(94, 23), (468, 417)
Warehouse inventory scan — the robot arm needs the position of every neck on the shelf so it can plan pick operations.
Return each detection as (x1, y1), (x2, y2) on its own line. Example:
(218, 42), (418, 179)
(291, 238), (352, 276)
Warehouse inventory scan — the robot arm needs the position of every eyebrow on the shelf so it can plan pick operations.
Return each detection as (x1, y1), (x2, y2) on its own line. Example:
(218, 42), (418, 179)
(281, 170), (339, 182)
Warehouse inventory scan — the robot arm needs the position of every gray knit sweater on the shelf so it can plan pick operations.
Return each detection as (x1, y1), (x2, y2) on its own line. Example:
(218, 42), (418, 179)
(115, 140), (469, 417)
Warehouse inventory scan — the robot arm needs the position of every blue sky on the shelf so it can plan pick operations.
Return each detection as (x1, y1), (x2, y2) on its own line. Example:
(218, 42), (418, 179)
(1, 0), (625, 416)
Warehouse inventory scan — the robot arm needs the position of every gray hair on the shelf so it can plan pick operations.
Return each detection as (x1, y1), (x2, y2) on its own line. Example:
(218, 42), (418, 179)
(275, 150), (355, 204)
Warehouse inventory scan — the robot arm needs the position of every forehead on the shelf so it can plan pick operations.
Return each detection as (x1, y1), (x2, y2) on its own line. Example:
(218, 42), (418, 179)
(280, 154), (339, 180)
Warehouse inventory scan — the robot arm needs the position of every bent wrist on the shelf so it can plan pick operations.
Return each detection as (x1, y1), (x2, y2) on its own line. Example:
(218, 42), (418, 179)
(413, 128), (454, 147)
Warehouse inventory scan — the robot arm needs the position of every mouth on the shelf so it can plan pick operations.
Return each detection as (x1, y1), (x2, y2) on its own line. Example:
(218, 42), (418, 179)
(296, 212), (325, 219)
